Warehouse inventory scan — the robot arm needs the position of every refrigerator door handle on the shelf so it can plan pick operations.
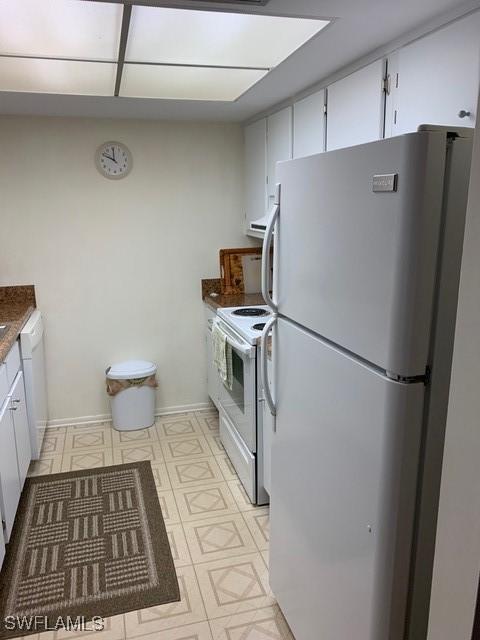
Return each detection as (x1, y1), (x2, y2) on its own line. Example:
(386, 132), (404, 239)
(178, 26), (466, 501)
(261, 315), (277, 419)
(261, 184), (280, 313)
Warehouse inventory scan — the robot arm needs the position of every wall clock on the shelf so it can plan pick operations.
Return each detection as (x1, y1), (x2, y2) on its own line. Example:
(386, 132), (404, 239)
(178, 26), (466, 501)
(95, 141), (132, 179)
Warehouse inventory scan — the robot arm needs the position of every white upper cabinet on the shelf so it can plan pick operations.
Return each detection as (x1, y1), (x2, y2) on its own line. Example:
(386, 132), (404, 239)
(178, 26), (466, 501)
(267, 106), (293, 201)
(293, 89), (325, 158)
(326, 59), (385, 151)
(387, 13), (480, 136)
(244, 118), (267, 232)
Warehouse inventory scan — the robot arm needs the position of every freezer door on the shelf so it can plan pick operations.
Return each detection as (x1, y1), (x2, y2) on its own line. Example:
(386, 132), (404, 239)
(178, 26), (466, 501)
(275, 131), (447, 377)
(269, 318), (425, 640)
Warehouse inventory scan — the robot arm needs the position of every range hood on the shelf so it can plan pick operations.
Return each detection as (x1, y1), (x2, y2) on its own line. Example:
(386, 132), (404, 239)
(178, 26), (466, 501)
(249, 214), (269, 233)
(249, 186), (280, 236)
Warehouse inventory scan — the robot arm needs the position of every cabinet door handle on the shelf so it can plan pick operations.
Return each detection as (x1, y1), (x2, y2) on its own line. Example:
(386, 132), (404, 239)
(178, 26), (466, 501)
(12, 399), (20, 404)
(9, 406), (17, 411)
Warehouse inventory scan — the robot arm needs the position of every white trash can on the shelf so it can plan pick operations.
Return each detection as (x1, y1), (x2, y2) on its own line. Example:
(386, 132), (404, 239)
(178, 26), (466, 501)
(106, 360), (157, 431)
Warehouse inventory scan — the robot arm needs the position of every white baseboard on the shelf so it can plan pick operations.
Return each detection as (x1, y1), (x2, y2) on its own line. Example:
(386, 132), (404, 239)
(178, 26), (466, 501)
(47, 401), (214, 429)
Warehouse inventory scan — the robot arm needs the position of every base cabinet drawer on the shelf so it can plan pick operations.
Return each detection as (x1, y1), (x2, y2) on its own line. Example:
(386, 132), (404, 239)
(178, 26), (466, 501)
(219, 410), (255, 503)
(206, 326), (220, 410)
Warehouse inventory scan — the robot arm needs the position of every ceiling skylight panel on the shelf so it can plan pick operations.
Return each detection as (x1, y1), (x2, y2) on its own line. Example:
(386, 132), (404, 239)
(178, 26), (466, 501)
(0, 0), (122, 61)
(0, 58), (116, 96)
(120, 64), (267, 101)
(125, 7), (329, 68)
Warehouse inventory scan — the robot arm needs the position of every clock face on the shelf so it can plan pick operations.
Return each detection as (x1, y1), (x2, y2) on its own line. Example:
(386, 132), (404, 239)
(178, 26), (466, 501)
(95, 142), (132, 179)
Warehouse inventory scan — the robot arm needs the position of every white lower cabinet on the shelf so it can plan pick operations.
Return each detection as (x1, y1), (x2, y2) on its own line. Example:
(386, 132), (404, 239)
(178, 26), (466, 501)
(0, 343), (32, 555)
(10, 371), (31, 490)
(0, 396), (21, 543)
(205, 306), (220, 409)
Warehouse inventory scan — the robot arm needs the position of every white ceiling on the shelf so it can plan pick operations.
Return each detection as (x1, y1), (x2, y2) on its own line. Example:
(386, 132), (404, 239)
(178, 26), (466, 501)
(0, 0), (478, 122)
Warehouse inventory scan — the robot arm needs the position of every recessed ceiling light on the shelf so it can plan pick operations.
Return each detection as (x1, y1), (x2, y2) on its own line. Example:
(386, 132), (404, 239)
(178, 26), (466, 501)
(0, 1), (330, 101)
(120, 64), (267, 101)
(0, 58), (116, 96)
(0, 0), (122, 61)
(126, 6), (329, 69)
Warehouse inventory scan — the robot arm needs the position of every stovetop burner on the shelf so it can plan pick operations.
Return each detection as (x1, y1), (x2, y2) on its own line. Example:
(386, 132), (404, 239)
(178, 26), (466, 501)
(232, 308), (268, 317)
(252, 323), (266, 331)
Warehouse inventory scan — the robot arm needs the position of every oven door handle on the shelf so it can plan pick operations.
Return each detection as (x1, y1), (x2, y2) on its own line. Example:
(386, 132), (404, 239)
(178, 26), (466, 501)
(225, 335), (254, 357)
(215, 321), (255, 358)
(261, 315), (277, 418)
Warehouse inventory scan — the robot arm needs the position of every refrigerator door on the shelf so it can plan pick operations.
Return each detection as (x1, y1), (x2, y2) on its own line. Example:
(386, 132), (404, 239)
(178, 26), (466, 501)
(269, 318), (425, 640)
(275, 131), (447, 377)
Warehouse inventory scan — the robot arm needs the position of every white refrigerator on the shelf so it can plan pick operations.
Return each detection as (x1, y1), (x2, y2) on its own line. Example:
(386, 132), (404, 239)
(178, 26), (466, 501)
(260, 127), (473, 640)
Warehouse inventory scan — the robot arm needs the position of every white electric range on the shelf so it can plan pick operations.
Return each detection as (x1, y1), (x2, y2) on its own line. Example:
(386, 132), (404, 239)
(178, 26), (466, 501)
(214, 306), (272, 505)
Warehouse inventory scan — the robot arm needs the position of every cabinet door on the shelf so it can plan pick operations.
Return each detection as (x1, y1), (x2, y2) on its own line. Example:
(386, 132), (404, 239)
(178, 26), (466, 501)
(326, 59), (385, 151)
(0, 400), (21, 542)
(244, 118), (267, 230)
(206, 326), (220, 410)
(205, 307), (220, 410)
(267, 107), (292, 201)
(388, 14), (480, 135)
(10, 372), (31, 490)
(293, 90), (325, 158)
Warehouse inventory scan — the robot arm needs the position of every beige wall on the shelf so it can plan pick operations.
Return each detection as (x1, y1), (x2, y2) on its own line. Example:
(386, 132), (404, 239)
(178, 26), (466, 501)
(0, 116), (248, 423)
(427, 101), (480, 638)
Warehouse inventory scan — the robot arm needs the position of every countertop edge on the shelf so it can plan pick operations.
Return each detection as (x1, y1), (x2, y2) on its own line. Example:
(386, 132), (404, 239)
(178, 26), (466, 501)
(0, 305), (36, 363)
(203, 292), (266, 311)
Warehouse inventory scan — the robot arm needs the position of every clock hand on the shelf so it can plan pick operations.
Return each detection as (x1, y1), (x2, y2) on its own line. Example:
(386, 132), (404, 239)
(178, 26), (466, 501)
(112, 146), (116, 163)
(101, 151), (117, 164)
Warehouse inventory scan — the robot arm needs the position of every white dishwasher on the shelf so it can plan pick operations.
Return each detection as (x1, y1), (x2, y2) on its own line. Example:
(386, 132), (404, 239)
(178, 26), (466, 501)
(20, 310), (48, 460)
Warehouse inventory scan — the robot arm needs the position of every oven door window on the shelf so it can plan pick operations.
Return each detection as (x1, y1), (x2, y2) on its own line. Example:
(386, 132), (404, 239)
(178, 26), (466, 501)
(225, 349), (245, 414)
(218, 345), (256, 452)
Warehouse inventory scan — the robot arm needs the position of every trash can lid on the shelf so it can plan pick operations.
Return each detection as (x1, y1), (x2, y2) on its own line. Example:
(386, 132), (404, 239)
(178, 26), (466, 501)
(107, 360), (157, 380)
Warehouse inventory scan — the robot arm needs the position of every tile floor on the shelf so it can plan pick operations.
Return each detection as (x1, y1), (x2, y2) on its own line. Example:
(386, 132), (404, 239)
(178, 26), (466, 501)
(23, 409), (294, 640)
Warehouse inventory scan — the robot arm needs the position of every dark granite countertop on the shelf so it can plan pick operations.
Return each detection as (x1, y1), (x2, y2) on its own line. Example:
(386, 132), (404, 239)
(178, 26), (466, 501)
(201, 277), (266, 310)
(204, 292), (266, 311)
(0, 286), (36, 362)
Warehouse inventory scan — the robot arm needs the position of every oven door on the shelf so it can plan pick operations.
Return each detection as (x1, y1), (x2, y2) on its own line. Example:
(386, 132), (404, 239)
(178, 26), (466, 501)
(216, 321), (257, 452)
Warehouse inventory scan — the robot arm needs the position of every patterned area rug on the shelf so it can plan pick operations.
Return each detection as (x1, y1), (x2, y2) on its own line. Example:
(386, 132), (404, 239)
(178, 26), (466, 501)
(0, 462), (179, 639)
